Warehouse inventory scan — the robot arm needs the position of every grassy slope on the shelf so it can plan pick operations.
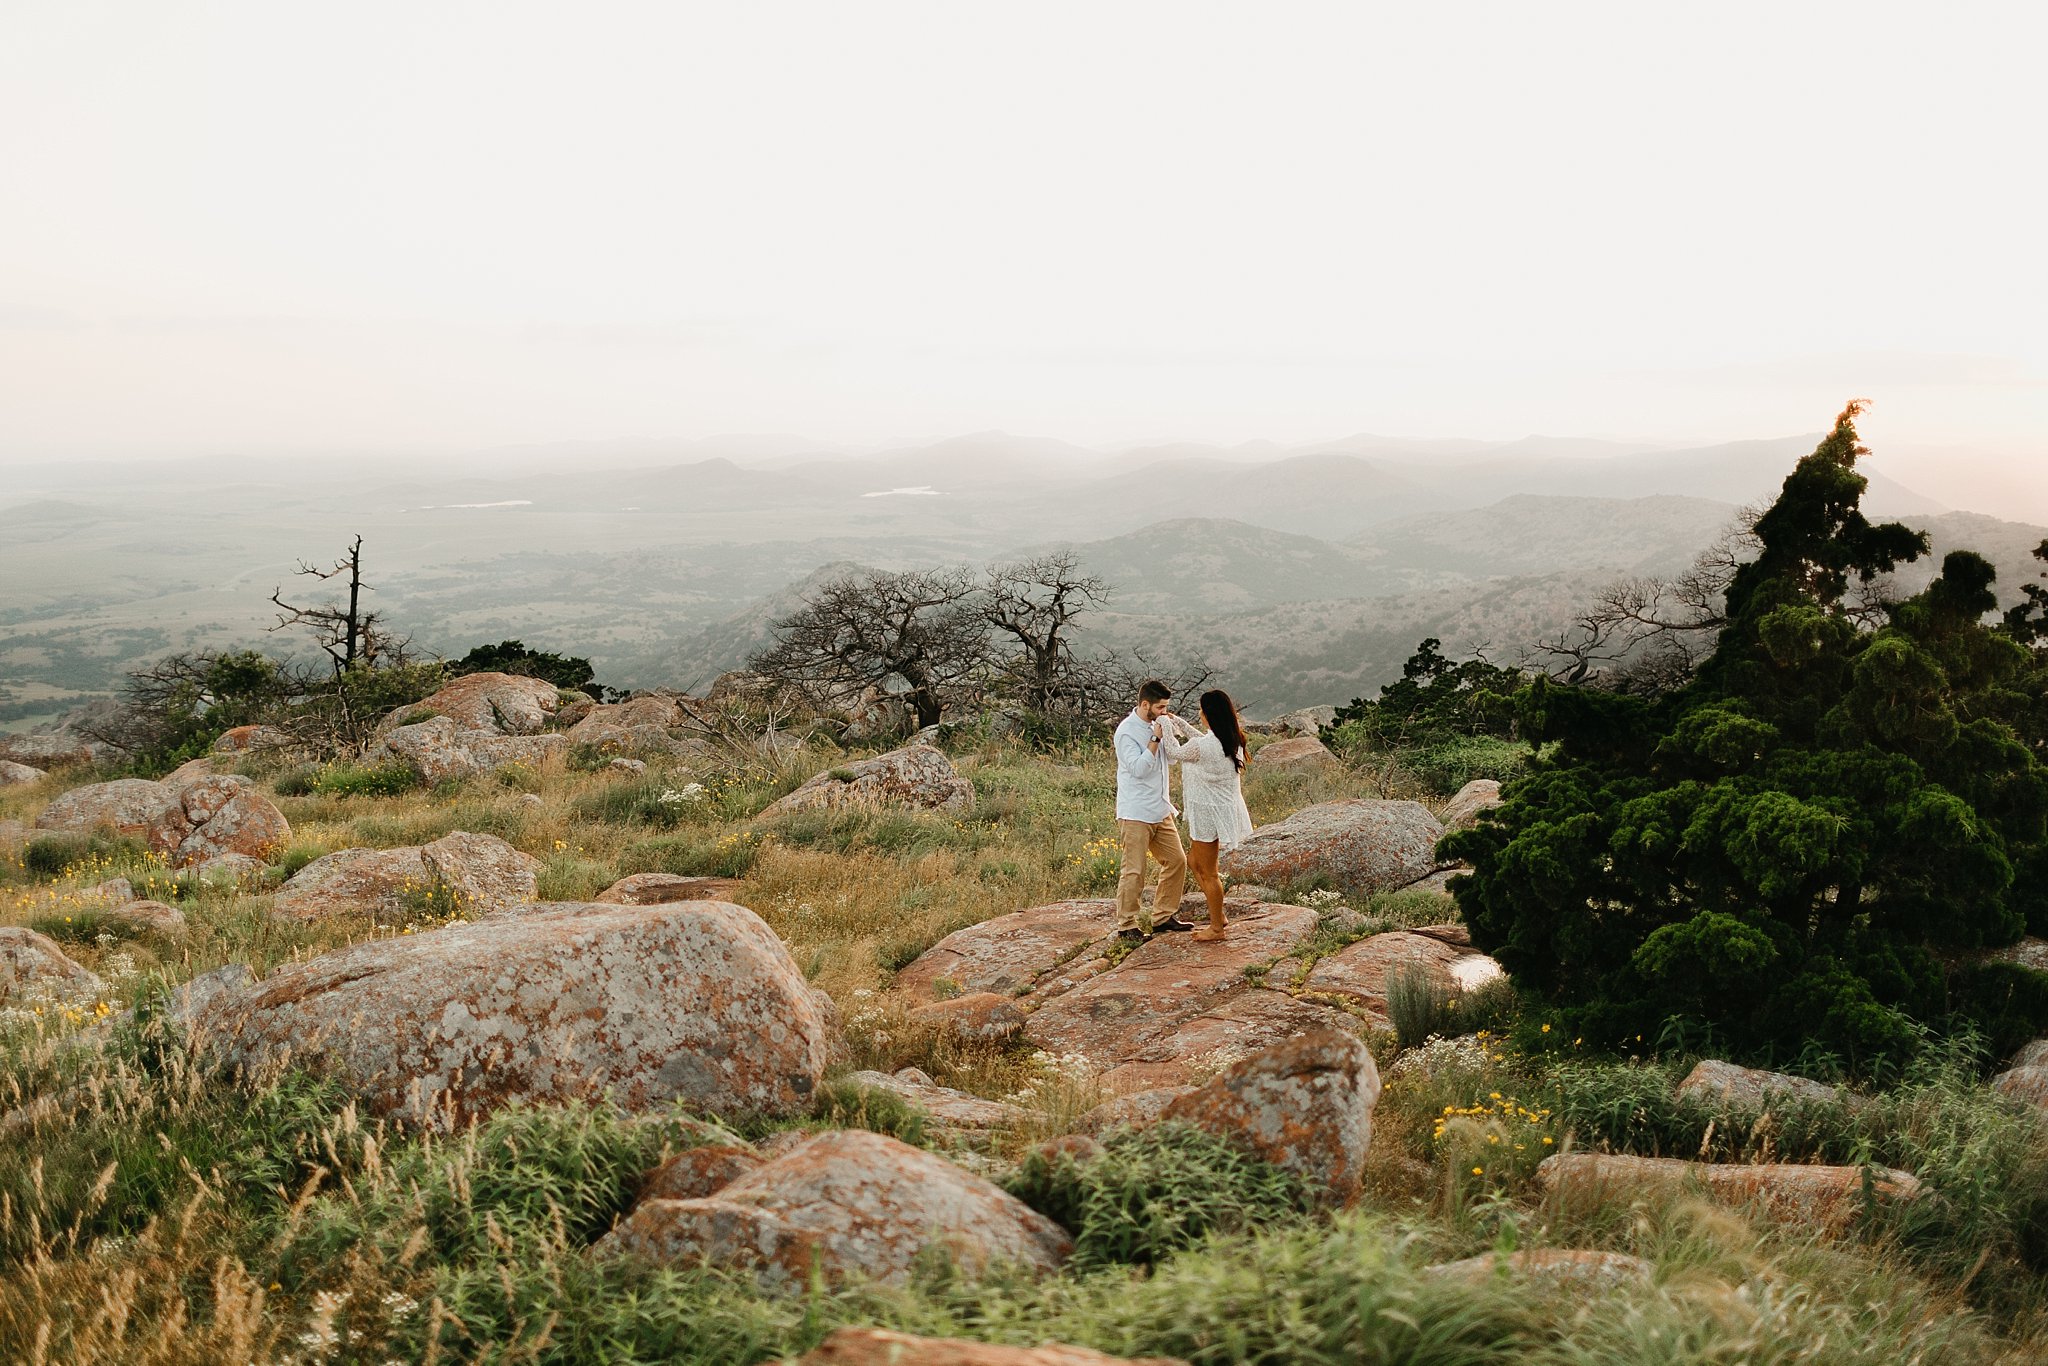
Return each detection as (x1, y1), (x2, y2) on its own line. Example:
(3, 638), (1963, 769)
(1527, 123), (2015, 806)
(3, 738), (2046, 1363)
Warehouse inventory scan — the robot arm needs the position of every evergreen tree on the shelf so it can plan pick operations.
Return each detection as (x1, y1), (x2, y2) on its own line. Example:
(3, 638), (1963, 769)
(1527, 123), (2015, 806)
(1443, 404), (2048, 1066)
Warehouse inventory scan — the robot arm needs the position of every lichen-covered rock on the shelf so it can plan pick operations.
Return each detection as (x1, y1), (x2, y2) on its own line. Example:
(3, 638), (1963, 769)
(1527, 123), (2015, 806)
(82, 876), (136, 907)
(147, 774), (291, 869)
(793, 1329), (1188, 1366)
(34, 778), (179, 839)
(1536, 1153), (1920, 1233)
(641, 1144), (767, 1201)
(105, 899), (187, 939)
(1424, 1249), (1654, 1288)
(1248, 736), (1337, 772)
(0, 927), (104, 1004)
(598, 1130), (1071, 1290)
(384, 672), (563, 736)
(418, 831), (540, 916)
(1160, 1030), (1379, 1204)
(2013, 1038), (2048, 1069)
(0, 760), (44, 787)
(1272, 706), (1336, 738)
(197, 901), (835, 1124)
(566, 694), (713, 759)
(1222, 799), (1444, 898)
(1300, 930), (1486, 1027)
(763, 744), (973, 818)
(1076, 1086), (1193, 1135)
(1993, 1064), (2048, 1110)
(272, 832), (537, 921)
(1437, 779), (1502, 832)
(212, 724), (295, 754)
(376, 715), (568, 783)
(0, 732), (98, 770)
(595, 872), (746, 905)
(910, 991), (1027, 1043)
(895, 899), (1123, 1000)
(1676, 1060), (1843, 1109)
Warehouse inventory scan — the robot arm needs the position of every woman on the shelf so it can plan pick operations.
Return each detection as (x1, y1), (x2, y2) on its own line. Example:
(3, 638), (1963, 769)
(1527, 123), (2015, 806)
(1157, 688), (1254, 941)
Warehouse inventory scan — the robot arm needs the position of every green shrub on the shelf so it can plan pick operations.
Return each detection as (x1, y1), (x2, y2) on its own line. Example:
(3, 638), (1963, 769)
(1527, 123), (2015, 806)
(28, 908), (131, 945)
(1403, 734), (1530, 796)
(1003, 1122), (1311, 1268)
(1455, 973), (1520, 1037)
(622, 830), (765, 879)
(271, 762), (321, 796)
(312, 762), (421, 798)
(18, 833), (146, 880)
(810, 1080), (931, 1147)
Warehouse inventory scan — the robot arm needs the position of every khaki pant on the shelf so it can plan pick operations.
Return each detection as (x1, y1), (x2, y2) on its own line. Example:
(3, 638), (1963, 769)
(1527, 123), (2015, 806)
(1115, 816), (1187, 932)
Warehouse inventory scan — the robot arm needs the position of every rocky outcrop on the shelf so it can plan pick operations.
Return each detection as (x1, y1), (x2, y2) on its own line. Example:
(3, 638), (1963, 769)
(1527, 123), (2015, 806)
(597, 1130), (1070, 1290)
(104, 899), (187, 939)
(841, 1068), (1031, 1132)
(374, 716), (567, 784)
(1992, 1063), (2048, 1110)
(1437, 779), (1502, 832)
(0, 760), (44, 787)
(1536, 1153), (1920, 1233)
(1076, 1087), (1192, 1135)
(1248, 736), (1337, 772)
(1676, 1060), (1843, 1109)
(1424, 1249), (1654, 1288)
(910, 991), (1027, 1043)
(1222, 799), (1443, 898)
(0, 732), (98, 770)
(565, 693), (715, 759)
(594, 872), (746, 905)
(385, 672), (563, 736)
(271, 832), (539, 921)
(763, 745), (973, 818)
(212, 724), (295, 755)
(34, 775), (289, 871)
(1300, 930), (1500, 1027)
(1160, 1031), (1379, 1204)
(793, 1330), (1187, 1366)
(1271, 706), (1336, 738)
(0, 928), (104, 1003)
(194, 901), (836, 1125)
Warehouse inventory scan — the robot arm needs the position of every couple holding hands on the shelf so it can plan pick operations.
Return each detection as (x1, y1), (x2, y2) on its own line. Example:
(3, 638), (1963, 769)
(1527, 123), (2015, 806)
(1111, 678), (1255, 942)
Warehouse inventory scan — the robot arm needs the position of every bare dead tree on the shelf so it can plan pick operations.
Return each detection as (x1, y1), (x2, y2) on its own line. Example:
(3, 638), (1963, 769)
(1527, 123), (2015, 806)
(984, 552), (1110, 714)
(270, 535), (404, 676)
(749, 568), (988, 729)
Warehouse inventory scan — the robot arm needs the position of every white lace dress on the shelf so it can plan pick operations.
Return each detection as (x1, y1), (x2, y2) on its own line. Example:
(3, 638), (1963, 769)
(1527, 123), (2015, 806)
(1161, 725), (1255, 850)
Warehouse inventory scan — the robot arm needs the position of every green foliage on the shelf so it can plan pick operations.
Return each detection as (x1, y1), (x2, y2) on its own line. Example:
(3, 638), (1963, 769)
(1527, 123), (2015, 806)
(810, 1079), (932, 1147)
(448, 638), (601, 694)
(1386, 961), (1460, 1048)
(1331, 638), (1525, 747)
(621, 829), (765, 878)
(1004, 1123), (1311, 1268)
(1444, 404), (2048, 1069)
(311, 761), (422, 798)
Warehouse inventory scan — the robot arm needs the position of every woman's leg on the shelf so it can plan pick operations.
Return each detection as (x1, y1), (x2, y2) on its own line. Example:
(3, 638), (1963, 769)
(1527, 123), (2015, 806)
(1188, 839), (1227, 938)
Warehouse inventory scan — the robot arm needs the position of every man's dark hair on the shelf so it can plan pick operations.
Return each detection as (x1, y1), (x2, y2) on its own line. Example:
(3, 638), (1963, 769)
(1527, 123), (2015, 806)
(1138, 679), (1172, 704)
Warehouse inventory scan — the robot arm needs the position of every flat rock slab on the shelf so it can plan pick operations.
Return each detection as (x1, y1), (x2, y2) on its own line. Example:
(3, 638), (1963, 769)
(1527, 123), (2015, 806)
(596, 872), (746, 905)
(841, 1068), (1031, 1131)
(1222, 799), (1444, 898)
(272, 831), (539, 921)
(599, 1129), (1071, 1291)
(1300, 930), (1494, 1026)
(1537, 1152), (1920, 1234)
(195, 901), (837, 1125)
(1425, 1249), (1653, 1288)
(794, 1329), (1187, 1366)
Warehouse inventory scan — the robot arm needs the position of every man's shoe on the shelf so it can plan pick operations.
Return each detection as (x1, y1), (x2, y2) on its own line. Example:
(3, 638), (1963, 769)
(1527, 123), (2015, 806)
(1114, 926), (1148, 942)
(1156, 915), (1198, 932)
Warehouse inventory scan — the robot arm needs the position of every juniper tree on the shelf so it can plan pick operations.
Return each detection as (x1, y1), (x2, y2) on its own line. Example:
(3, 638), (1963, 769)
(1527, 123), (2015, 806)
(1443, 403), (2048, 1066)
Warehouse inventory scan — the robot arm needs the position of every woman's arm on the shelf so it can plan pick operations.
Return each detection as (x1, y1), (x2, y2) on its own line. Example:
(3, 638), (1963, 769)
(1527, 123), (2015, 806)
(1158, 724), (1203, 763)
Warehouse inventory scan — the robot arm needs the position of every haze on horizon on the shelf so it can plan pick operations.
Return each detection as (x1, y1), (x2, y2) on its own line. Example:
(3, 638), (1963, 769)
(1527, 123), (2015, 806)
(2, 3), (2043, 511)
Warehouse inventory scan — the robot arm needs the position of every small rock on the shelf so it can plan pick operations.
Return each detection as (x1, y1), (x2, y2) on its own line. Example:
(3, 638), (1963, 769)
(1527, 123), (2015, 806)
(1536, 1153), (1920, 1233)
(910, 991), (1027, 1043)
(1272, 706), (1337, 737)
(418, 831), (541, 917)
(1676, 1060), (1843, 1109)
(792, 1329), (1187, 1366)
(517, 792), (544, 809)
(1424, 1249), (1654, 1288)
(81, 877), (136, 907)
(1437, 779), (1503, 832)
(1075, 1087), (1193, 1135)
(641, 1144), (766, 1201)
(607, 757), (647, 774)
(104, 900), (187, 939)
(212, 724), (295, 755)
(380, 672), (563, 736)
(0, 759), (44, 787)
(147, 775), (292, 870)
(1159, 1030), (1381, 1205)
(272, 831), (538, 921)
(1249, 736), (1337, 772)
(597, 1130), (1071, 1290)
(595, 872), (747, 906)
(840, 1069), (1030, 1132)
(762, 744), (973, 818)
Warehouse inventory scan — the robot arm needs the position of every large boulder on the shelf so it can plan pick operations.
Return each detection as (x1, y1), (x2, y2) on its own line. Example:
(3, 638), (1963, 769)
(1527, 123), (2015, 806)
(1159, 1030), (1380, 1204)
(0, 760), (44, 787)
(793, 1330), (1187, 1366)
(272, 832), (541, 921)
(374, 715), (567, 784)
(34, 778), (179, 839)
(147, 774), (291, 870)
(195, 901), (835, 1124)
(763, 745), (973, 818)
(1437, 779), (1502, 832)
(1536, 1153), (1920, 1234)
(597, 1130), (1071, 1290)
(1300, 930), (1500, 1027)
(0, 732), (98, 770)
(565, 693), (713, 759)
(1222, 799), (1443, 898)
(1248, 736), (1337, 773)
(104, 899), (188, 939)
(1272, 706), (1336, 738)
(384, 672), (563, 736)
(641, 1144), (768, 1202)
(1992, 1064), (2048, 1111)
(0, 928), (104, 1004)
(895, 898), (1128, 1000)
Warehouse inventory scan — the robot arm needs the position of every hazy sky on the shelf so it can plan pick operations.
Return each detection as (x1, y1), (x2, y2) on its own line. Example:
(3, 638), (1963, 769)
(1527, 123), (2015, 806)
(3, 3), (2044, 478)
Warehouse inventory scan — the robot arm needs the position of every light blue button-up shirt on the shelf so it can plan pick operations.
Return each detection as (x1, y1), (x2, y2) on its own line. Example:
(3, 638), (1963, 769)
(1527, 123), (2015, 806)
(1114, 710), (1177, 823)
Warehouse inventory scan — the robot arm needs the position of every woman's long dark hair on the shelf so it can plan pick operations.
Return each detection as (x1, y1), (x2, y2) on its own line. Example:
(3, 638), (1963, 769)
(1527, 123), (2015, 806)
(1199, 689), (1246, 772)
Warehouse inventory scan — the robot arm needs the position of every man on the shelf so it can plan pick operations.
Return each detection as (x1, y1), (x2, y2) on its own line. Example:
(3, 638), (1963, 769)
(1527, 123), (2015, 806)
(1113, 679), (1193, 937)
